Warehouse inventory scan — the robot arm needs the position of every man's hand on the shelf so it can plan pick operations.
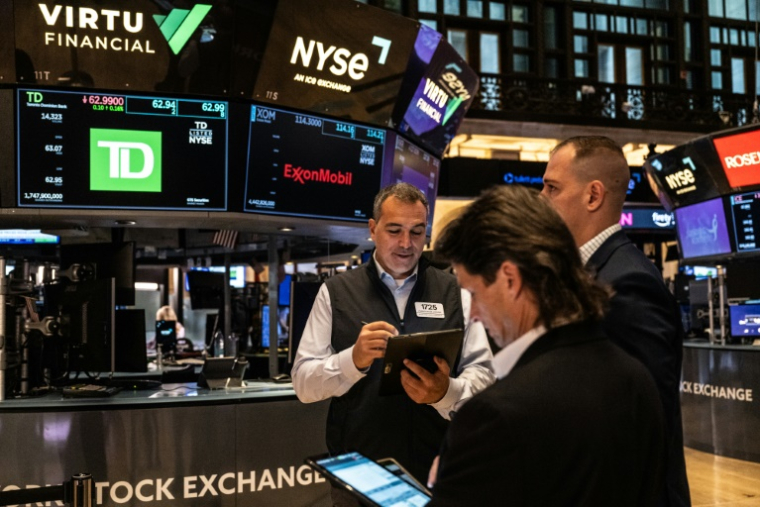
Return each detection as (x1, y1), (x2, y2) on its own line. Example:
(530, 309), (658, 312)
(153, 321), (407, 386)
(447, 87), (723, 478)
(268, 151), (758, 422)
(401, 356), (450, 404)
(352, 321), (398, 370)
(427, 455), (440, 489)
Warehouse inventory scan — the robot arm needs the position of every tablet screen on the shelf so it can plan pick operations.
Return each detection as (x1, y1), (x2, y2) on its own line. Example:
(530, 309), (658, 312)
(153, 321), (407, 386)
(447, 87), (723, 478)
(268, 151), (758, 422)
(312, 452), (430, 506)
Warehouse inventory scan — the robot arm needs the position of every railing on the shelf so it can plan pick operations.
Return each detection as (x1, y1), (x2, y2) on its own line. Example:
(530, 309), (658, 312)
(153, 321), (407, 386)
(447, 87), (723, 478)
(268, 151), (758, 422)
(472, 74), (758, 132)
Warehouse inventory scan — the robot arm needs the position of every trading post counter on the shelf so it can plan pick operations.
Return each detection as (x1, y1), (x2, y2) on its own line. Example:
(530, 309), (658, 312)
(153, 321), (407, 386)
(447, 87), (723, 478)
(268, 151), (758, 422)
(0, 383), (332, 507)
(681, 341), (760, 463)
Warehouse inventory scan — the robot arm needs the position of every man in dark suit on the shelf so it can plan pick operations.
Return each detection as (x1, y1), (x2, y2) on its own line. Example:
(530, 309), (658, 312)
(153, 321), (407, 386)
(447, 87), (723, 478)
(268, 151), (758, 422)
(542, 136), (690, 507)
(428, 185), (665, 506)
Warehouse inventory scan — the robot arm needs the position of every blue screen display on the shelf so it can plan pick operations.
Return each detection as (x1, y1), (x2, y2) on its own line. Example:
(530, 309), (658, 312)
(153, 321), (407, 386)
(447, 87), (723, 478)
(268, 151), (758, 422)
(730, 304), (760, 337)
(675, 197), (733, 260)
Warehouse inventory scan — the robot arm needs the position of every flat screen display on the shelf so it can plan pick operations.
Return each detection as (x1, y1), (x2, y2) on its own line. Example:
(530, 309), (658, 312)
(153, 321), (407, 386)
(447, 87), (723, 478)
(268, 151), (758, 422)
(644, 136), (729, 209)
(244, 105), (386, 221)
(713, 126), (760, 189)
(675, 197), (733, 261)
(382, 134), (440, 236)
(730, 304), (760, 337)
(619, 207), (675, 231)
(729, 191), (760, 254)
(0, 229), (59, 244)
(16, 88), (228, 210)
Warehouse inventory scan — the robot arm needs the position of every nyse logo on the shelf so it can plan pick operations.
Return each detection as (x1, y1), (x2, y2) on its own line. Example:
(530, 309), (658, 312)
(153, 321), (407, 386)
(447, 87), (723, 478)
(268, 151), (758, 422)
(90, 129), (162, 192)
(289, 35), (391, 80)
(664, 169), (695, 190)
(189, 121), (213, 145)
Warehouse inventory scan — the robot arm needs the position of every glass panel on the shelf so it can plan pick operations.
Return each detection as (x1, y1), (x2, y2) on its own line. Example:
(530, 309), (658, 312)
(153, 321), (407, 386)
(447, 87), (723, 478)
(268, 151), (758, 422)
(726, 0), (747, 20)
(420, 19), (438, 30)
(383, 0), (402, 11)
(655, 21), (668, 36)
(467, 0), (483, 17)
(545, 57), (559, 78)
(685, 70), (694, 89)
(574, 35), (588, 53)
(513, 54), (530, 72)
(626, 47), (643, 85)
(756, 61), (760, 95)
(723, 27), (729, 43)
(480, 33), (500, 73)
(741, 31), (747, 46)
(444, 0), (461, 15)
(656, 67), (670, 84)
(752, 0), (759, 21)
(512, 5), (529, 22)
(621, 0), (644, 6)
(489, 2), (505, 20)
(712, 71), (723, 89)
(711, 49), (722, 66)
(732, 58), (745, 93)
(749, 31), (757, 47)
(616, 16), (628, 33)
(545, 7), (557, 49)
(448, 29), (468, 60)
(513, 29), (530, 48)
(418, 0), (437, 13)
(596, 14), (609, 31)
(684, 21), (692, 62)
(598, 44), (615, 82)
(710, 26), (721, 43)
(575, 58), (589, 78)
(646, 0), (668, 8)
(656, 44), (670, 60)
(730, 29), (739, 45)
(636, 18), (648, 35)
(708, 0), (724, 17)
(573, 11), (588, 29)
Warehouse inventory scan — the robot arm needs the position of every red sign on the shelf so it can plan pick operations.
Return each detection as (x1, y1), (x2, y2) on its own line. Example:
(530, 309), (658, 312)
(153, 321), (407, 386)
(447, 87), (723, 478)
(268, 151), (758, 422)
(713, 129), (760, 188)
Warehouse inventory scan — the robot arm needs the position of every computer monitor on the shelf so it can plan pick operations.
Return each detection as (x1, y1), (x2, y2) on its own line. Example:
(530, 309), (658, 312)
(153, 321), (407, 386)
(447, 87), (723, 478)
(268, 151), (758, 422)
(60, 242), (136, 306)
(726, 262), (760, 301)
(279, 274), (293, 307)
(261, 304), (289, 349)
(287, 282), (323, 363)
(44, 278), (115, 373)
(675, 197), (733, 262)
(729, 304), (760, 339)
(115, 309), (148, 372)
(186, 270), (225, 310)
(156, 320), (178, 354)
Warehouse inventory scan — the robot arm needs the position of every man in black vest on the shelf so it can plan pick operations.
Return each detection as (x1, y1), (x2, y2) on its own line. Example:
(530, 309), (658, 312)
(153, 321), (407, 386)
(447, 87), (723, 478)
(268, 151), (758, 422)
(542, 136), (690, 507)
(292, 183), (494, 506)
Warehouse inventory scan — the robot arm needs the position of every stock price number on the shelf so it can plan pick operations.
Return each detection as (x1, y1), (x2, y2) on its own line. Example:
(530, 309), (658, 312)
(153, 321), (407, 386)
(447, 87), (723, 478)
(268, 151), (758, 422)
(83, 95), (124, 106)
(45, 145), (63, 153)
(202, 102), (225, 117)
(295, 115), (321, 127)
(152, 99), (176, 111)
(41, 113), (62, 121)
(24, 192), (63, 202)
(45, 176), (63, 184)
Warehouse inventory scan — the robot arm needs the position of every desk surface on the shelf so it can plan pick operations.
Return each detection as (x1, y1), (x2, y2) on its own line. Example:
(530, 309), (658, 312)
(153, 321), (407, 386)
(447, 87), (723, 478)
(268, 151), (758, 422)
(0, 381), (296, 412)
(683, 340), (760, 352)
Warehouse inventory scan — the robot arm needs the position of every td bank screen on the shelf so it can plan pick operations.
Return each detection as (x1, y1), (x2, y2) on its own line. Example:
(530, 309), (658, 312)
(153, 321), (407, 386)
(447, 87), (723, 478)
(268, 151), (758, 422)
(16, 88), (228, 210)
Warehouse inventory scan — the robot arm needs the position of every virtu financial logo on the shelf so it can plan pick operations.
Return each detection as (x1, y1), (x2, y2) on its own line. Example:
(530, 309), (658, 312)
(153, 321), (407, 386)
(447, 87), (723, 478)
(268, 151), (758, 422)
(153, 4), (212, 55)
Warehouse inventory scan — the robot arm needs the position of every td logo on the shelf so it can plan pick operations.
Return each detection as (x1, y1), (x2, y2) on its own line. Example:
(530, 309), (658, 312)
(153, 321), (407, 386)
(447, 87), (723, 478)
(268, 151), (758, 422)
(90, 129), (162, 192)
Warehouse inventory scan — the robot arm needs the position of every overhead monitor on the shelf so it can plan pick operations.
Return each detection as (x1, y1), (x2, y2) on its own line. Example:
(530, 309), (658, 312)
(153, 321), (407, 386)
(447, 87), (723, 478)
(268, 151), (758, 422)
(729, 304), (760, 338)
(728, 191), (760, 255)
(712, 125), (760, 190)
(674, 197), (733, 262)
(381, 134), (440, 236)
(244, 105), (387, 221)
(644, 136), (730, 209)
(16, 88), (228, 210)
(619, 206), (675, 232)
(392, 25), (479, 157)
(252, 0), (420, 126)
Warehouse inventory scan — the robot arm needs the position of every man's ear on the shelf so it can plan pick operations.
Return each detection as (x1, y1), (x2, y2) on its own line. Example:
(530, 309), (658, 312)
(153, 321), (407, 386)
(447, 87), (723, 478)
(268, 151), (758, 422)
(500, 261), (523, 297)
(368, 218), (377, 241)
(586, 180), (606, 212)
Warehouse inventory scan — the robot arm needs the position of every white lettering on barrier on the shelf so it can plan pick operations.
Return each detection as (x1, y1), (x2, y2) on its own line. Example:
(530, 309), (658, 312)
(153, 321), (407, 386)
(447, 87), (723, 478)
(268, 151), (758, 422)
(681, 381), (754, 402)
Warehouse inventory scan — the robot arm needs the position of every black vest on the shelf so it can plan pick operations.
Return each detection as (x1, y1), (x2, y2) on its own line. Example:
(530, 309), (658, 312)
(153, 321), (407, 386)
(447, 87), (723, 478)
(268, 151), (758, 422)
(325, 257), (465, 483)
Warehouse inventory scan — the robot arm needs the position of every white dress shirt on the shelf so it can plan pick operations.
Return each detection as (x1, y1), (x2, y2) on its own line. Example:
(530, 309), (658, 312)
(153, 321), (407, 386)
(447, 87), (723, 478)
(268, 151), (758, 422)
(292, 258), (495, 420)
(579, 224), (622, 265)
(492, 325), (547, 379)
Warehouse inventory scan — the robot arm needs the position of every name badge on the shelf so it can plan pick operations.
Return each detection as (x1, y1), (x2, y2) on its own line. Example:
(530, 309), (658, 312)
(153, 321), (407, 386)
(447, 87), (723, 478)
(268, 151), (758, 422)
(415, 302), (445, 319)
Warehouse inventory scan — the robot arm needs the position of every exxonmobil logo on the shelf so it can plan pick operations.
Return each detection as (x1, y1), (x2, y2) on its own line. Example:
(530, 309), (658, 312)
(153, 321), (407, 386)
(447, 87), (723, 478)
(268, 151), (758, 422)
(713, 129), (760, 188)
(284, 164), (353, 185)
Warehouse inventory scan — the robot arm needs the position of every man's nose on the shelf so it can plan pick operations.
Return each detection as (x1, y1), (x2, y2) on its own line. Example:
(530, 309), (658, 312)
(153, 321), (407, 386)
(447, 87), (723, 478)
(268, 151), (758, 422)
(399, 232), (412, 248)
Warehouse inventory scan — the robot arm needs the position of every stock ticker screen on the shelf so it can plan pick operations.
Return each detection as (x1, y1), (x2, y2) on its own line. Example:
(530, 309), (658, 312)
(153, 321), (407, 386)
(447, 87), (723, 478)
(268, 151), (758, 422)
(244, 105), (386, 221)
(16, 88), (228, 210)
(729, 191), (760, 254)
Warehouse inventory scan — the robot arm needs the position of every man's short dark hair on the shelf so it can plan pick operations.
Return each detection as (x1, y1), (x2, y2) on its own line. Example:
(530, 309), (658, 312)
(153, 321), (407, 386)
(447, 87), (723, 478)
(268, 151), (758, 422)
(551, 136), (625, 159)
(435, 185), (609, 328)
(373, 183), (429, 221)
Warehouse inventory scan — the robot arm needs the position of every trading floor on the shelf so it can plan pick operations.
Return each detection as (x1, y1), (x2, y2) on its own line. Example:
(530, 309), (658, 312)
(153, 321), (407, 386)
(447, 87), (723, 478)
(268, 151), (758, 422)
(686, 448), (760, 506)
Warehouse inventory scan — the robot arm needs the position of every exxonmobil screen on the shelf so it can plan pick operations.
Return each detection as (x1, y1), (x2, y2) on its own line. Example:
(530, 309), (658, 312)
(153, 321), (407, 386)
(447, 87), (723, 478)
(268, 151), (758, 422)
(713, 127), (760, 189)
(244, 105), (386, 221)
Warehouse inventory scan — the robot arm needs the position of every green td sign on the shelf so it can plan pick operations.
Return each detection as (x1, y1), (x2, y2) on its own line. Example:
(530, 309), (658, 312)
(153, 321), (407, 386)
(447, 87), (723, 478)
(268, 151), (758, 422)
(90, 129), (162, 192)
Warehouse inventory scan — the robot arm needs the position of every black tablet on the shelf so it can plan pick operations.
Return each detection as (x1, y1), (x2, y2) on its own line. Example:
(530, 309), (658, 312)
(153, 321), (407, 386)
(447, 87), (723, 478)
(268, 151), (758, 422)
(305, 451), (431, 507)
(198, 357), (248, 389)
(379, 328), (464, 396)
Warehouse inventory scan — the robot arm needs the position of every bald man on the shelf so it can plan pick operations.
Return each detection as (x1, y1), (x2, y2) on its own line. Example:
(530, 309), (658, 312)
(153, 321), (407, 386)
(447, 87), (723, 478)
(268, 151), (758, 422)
(542, 136), (690, 507)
